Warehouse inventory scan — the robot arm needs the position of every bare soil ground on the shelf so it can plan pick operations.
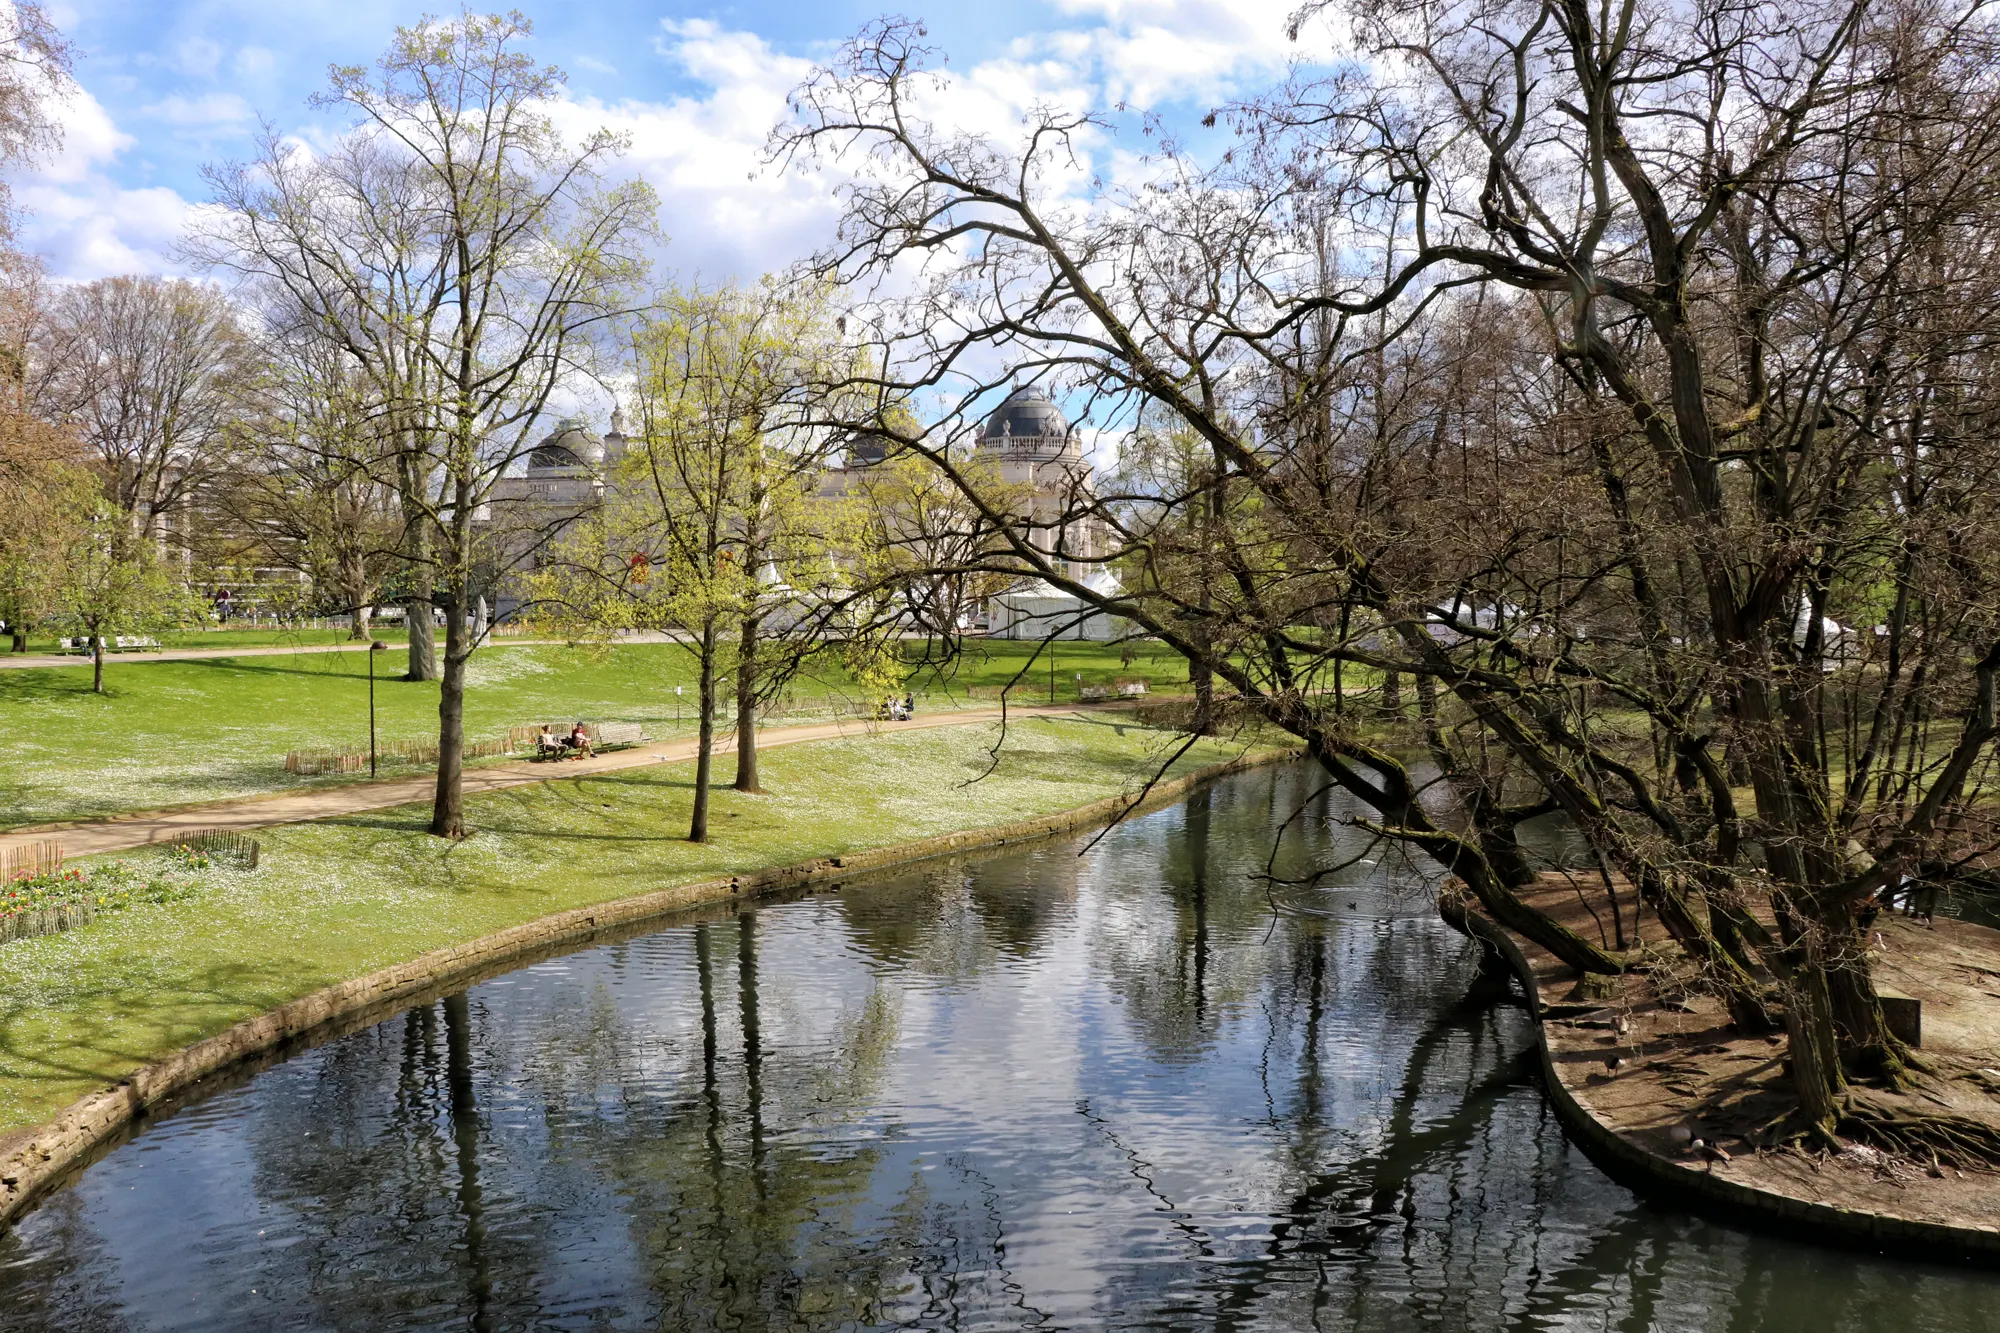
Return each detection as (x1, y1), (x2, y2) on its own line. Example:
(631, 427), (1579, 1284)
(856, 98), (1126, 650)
(1512, 876), (2000, 1236)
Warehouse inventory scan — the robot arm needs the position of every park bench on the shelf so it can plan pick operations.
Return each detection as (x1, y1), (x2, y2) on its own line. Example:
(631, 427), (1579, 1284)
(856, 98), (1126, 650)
(594, 722), (647, 751)
(528, 721), (647, 762)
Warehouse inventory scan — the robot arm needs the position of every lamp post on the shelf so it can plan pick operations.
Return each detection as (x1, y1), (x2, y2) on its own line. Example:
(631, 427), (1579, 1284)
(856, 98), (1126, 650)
(369, 640), (389, 777)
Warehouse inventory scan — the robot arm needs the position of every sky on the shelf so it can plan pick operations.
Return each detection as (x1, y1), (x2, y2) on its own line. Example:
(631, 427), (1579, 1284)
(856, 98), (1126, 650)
(17, 0), (1314, 285)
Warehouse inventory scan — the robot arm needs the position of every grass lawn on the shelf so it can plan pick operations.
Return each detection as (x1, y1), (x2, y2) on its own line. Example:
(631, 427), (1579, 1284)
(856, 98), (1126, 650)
(0, 639), (1195, 827)
(0, 713), (1261, 1136)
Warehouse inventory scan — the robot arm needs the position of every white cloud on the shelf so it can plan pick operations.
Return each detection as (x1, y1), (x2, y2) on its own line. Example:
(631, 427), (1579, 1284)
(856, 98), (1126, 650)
(33, 82), (131, 185)
(15, 177), (192, 279)
(1044, 0), (1300, 107)
(6, 82), (188, 278)
(6, 6), (1322, 288)
(141, 92), (254, 132)
(543, 20), (832, 282)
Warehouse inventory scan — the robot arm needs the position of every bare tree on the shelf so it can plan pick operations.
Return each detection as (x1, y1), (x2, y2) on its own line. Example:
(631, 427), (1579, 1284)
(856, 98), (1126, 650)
(225, 324), (404, 639)
(32, 276), (254, 551)
(777, 4), (2000, 1155)
(194, 9), (656, 837)
(0, 3), (69, 239)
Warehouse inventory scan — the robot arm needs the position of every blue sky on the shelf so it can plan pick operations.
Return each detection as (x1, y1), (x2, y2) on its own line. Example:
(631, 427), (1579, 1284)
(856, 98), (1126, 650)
(21, 0), (1306, 282)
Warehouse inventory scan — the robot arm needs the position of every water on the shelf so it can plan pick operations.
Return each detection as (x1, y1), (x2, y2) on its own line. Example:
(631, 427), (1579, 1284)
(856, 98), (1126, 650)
(1, 762), (1994, 1331)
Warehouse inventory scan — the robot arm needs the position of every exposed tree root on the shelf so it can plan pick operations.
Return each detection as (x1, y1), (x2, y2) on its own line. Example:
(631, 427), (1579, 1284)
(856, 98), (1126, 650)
(1842, 1100), (2000, 1170)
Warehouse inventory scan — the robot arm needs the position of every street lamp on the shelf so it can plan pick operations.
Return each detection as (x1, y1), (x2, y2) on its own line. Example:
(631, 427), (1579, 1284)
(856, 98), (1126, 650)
(369, 640), (389, 777)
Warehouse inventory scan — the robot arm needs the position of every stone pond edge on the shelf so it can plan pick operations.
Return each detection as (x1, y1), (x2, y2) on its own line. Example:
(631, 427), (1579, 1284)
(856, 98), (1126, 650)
(0, 748), (1290, 1231)
(1457, 906), (2000, 1264)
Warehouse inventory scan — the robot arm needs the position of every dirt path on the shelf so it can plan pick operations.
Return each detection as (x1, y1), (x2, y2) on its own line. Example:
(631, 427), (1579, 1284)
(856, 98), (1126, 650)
(0, 704), (1097, 859)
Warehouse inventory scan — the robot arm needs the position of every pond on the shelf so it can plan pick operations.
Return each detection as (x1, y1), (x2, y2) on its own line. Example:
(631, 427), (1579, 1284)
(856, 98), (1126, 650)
(1, 761), (1995, 1330)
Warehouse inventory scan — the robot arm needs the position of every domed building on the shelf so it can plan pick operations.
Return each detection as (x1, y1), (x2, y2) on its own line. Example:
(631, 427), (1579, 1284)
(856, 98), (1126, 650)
(970, 385), (1124, 641)
(972, 384), (1107, 573)
(486, 414), (628, 574)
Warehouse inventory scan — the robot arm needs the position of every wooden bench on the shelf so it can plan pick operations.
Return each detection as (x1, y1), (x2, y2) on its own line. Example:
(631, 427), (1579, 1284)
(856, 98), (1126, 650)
(529, 722), (646, 762)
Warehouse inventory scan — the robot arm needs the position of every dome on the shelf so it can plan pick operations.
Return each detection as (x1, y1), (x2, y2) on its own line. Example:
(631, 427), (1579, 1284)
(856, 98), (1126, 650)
(527, 421), (603, 471)
(845, 429), (893, 468)
(979, 384), (1073, 455)
(529, 442), (583, 469)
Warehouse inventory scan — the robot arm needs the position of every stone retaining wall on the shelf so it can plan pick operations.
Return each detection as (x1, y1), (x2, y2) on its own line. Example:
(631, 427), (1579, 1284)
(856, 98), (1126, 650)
(0, 749), (1287, 1231)
(1453, 902), (2000, 1264)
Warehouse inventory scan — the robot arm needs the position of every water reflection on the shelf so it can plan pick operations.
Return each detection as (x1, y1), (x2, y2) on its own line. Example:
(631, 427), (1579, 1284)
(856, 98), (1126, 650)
(0, 762), (1994, 1330)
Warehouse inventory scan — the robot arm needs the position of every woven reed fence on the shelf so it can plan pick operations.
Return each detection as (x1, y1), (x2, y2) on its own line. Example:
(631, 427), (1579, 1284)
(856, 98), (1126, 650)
(286, 733), (523, 776)
(1, 840), (78, 946)
(3, 841), (63, 880)
(172, 828), (262, 869)
(285, 723), (642, 776)
(0, 901), (94, 946)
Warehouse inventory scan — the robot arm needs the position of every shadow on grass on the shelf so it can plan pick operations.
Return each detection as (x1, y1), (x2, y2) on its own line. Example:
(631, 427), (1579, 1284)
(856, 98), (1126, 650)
(167, 656), (393, 683)
(0, 672), (121, 704)
(0, 958), (303, 1096)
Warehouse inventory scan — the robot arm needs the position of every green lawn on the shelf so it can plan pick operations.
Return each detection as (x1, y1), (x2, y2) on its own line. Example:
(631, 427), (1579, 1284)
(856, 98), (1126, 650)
(0, 714), (1258, 1135)
(0, 639), (1195, 827)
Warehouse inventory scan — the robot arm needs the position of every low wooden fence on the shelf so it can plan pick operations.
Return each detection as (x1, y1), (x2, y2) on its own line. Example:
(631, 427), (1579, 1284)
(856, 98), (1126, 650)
(4, 841), (63, 880)
(0, 901), (95, 946)
(284, 722), (650, 776)
(172, 829), (262, 869)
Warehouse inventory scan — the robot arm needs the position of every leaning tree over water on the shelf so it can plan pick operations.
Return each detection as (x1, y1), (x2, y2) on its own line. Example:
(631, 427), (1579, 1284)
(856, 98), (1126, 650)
(775, 0), (2000, 1154)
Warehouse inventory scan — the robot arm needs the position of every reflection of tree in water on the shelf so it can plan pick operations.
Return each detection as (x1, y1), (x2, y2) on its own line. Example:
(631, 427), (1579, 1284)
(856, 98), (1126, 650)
(1088, 784), (1267, 1059)
(834, 849), (1079, 983)
(604, 916), (948, 1328)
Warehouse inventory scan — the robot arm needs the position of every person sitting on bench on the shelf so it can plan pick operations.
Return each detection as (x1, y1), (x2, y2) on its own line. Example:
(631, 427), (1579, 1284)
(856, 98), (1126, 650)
(566, 722), (594, 759)
(536, 726), (564, 759)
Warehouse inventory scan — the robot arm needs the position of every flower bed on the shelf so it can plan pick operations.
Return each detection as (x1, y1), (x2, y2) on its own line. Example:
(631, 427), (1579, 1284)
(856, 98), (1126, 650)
(0, 853), (207, 946)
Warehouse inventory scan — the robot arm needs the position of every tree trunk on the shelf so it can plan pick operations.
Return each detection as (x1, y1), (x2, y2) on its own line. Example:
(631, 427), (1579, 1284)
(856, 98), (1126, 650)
(406, 586), (438, 681)
(429, 585), (469, 838)
(690, 617), (718, 842)
(91, 636), (103, 693)
(347, 559), (373, 642)
(1190, 657), (1216, 736)
(400, 449), (441, 681)
(1782, 963), (1848, 1143)
(1826, 935), (1908, 1082)
(11, 625), (25, 653)
(734, 609), (762, 793)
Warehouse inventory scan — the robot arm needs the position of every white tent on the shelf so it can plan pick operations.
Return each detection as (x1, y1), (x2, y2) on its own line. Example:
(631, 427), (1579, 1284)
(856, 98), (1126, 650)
(988, 571), (1129, 642)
